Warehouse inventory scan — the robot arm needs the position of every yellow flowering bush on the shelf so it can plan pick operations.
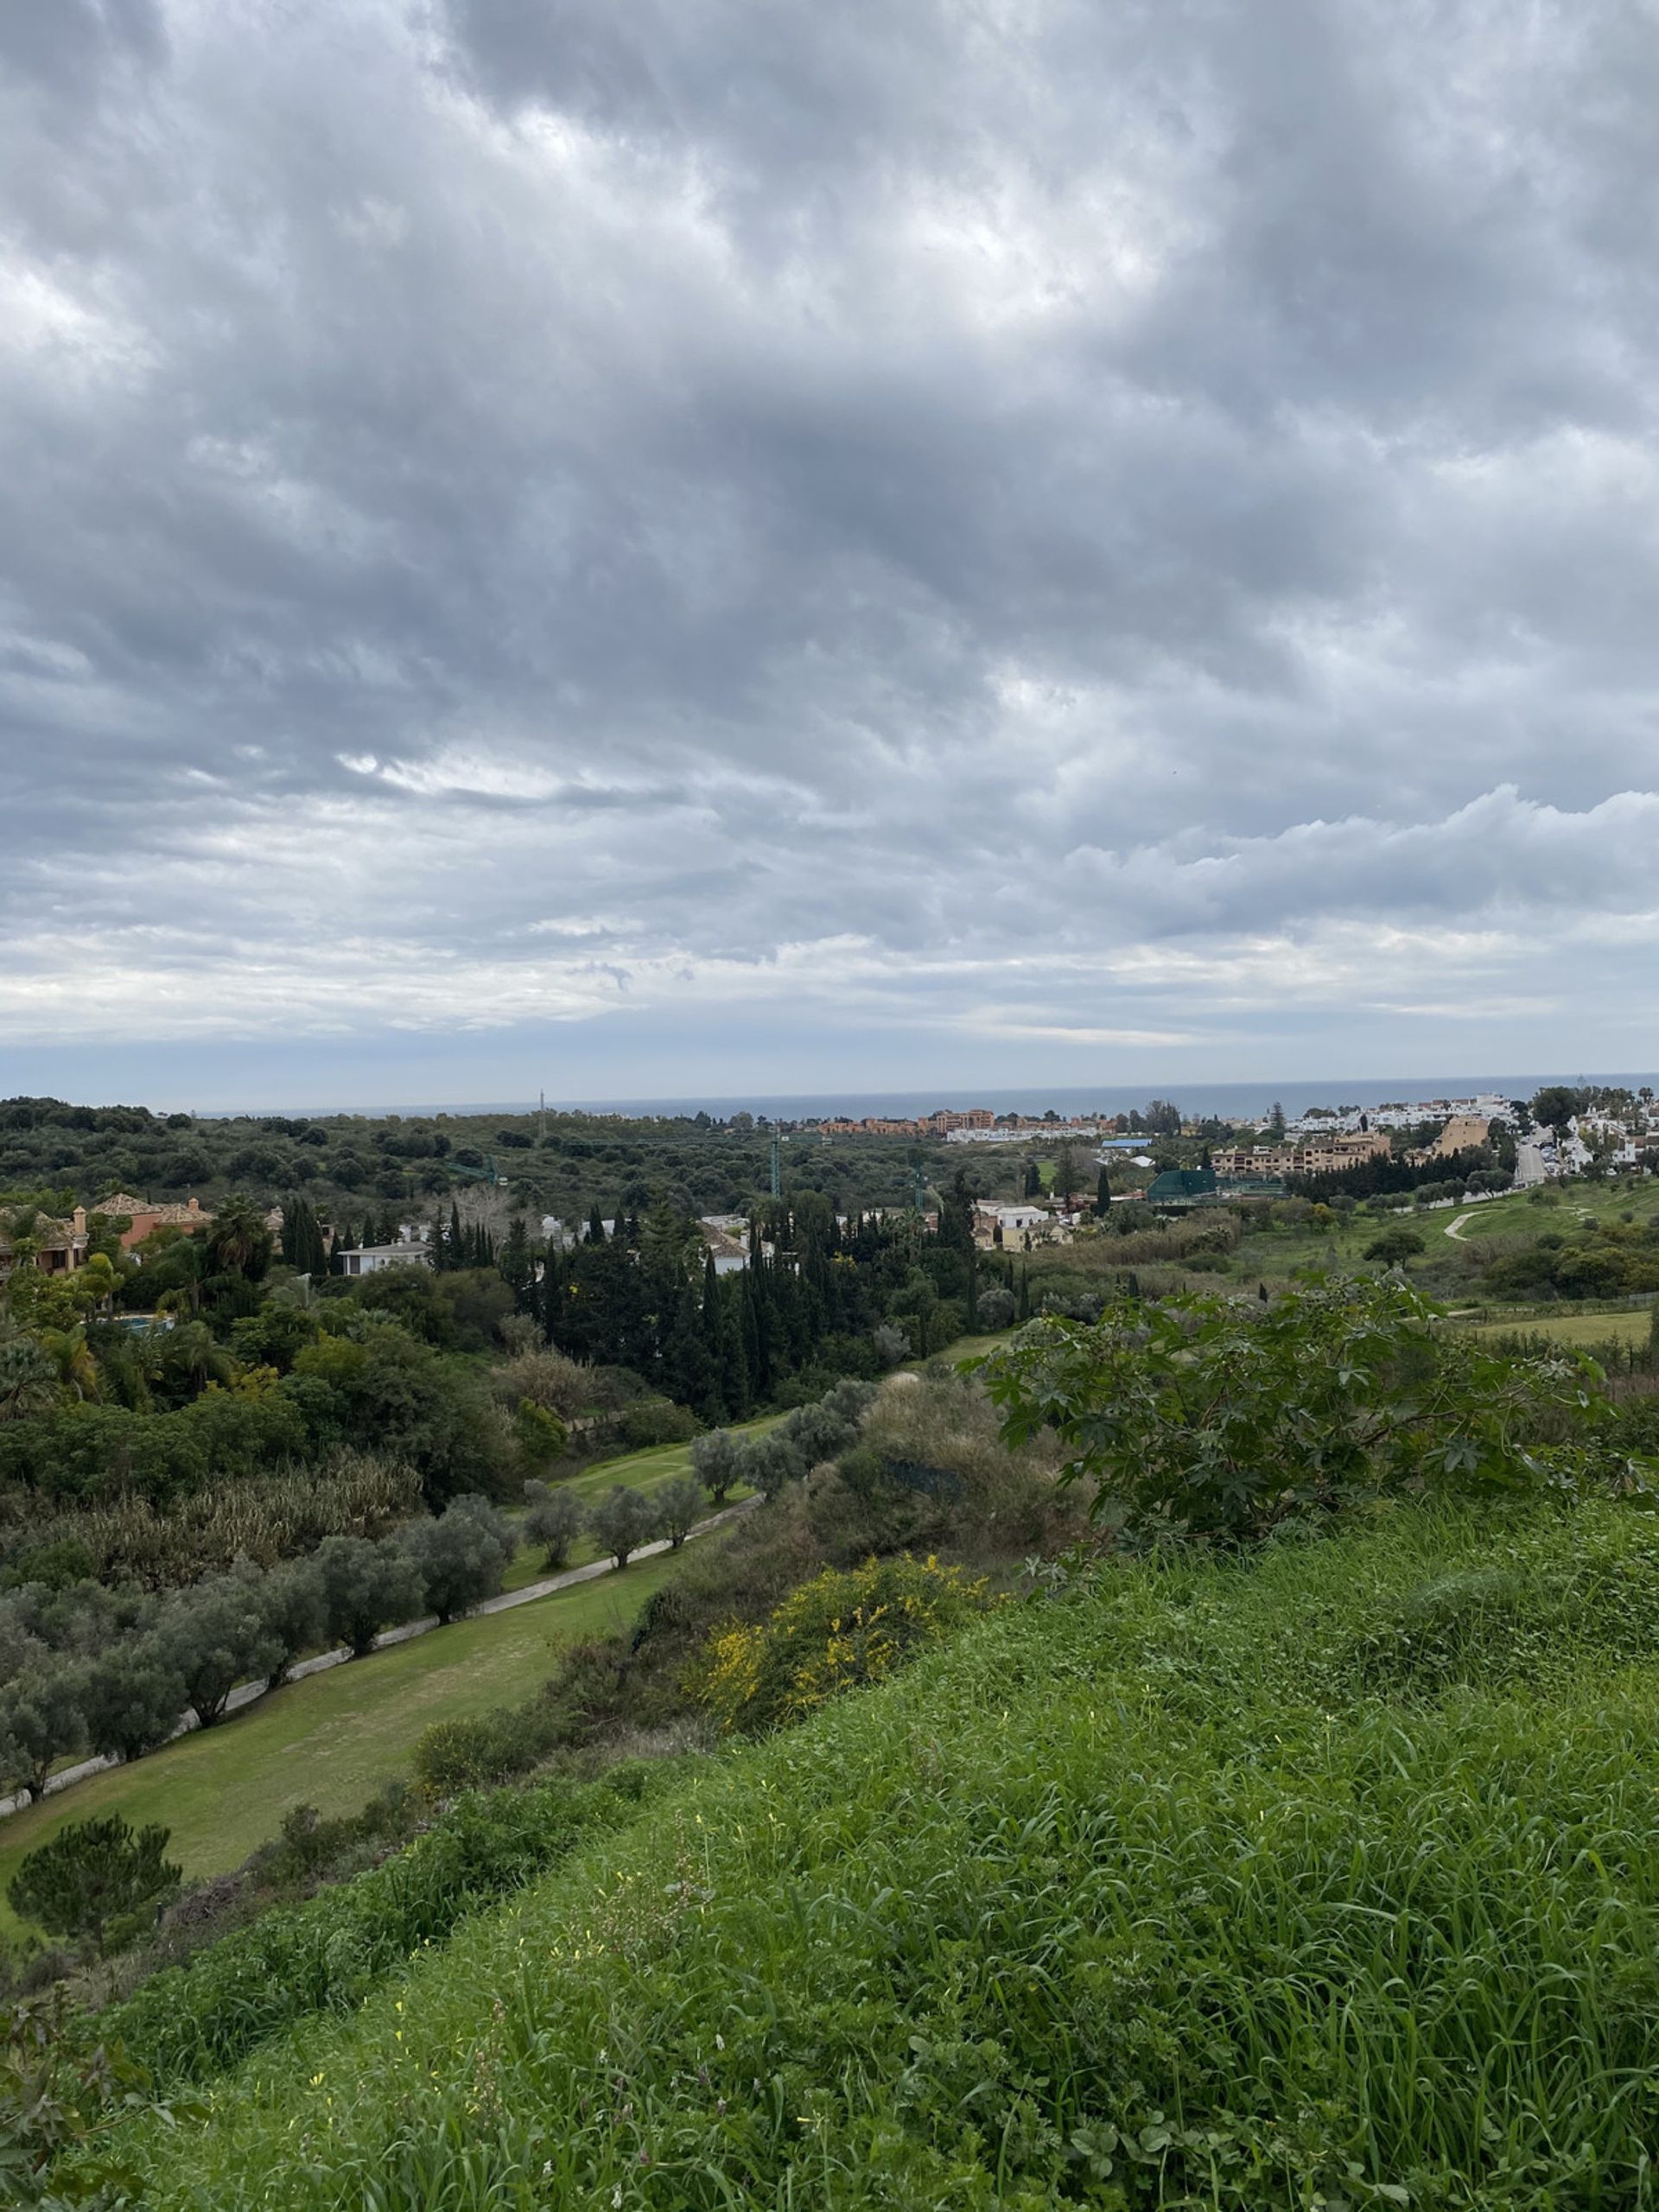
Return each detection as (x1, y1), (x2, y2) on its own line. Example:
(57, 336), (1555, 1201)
(688, 1554), (999, 1733)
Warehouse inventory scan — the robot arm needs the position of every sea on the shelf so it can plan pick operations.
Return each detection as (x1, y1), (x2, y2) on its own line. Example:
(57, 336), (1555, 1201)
(532, 1073), (1659, 1124)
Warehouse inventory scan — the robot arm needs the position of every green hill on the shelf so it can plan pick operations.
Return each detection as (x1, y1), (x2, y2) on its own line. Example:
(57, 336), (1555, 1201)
(87, 1491), (1659, 2209)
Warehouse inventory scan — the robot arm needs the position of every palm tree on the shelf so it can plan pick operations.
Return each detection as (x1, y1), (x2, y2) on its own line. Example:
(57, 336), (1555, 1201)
(38, 1325), (99, 1402)
(0, 1334), (60, 1421)
(205, 1196), (271, 1280)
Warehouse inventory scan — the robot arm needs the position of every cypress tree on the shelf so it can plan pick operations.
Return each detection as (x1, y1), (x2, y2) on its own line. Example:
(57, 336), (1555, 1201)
(1016, 1262), (1030, 1321)
(721, 1280), (752, 1418)
(1096, 1169), (1111, 1218)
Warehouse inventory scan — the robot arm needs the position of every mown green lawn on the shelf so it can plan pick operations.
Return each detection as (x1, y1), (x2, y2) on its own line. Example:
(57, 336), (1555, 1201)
(1458, 1306), (1654, 1350)
(1435, 1178), (1659, 1249)
(498, 1416), (776, 1591)
(0, 1553), (683, 1933)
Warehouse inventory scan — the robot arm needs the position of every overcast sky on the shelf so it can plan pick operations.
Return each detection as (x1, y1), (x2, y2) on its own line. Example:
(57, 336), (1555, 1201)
(3, 0), (1656, 1111)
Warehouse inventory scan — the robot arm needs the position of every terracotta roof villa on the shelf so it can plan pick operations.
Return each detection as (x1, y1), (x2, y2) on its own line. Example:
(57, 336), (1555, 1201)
(0, 1208), (91, 1282)
(93, 1193), (215, 1251)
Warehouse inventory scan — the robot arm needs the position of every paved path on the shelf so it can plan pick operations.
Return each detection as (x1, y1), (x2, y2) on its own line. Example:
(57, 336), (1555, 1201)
(1445, 1211), (1478, 1241)
(0, 1497), (759, 1824)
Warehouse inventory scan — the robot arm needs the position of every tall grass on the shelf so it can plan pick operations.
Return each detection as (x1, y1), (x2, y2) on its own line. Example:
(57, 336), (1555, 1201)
(86, 1497), (1659, 2209)
(0, 1452), (419, 1587)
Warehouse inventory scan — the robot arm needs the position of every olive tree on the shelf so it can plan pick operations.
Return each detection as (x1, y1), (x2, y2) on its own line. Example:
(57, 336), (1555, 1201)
(739, 1431), (807, 1503)
(653, 1472), (707, 1549)
(585, 1485), (659, 1569)
(244, 1556), (328, 1688)
(157, 1578), (283, 1728)
(522, 1479), (584, 1570)
(690, 1428), (742, 1505)
(0, 1665), (88, 1802)
(400, 1496), (515, 1624)
(79, 1641), (188, 1764)
(315, 1534), (424, 1658)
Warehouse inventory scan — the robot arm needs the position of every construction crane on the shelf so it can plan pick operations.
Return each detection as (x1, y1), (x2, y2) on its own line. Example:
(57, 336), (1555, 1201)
(447, 1154), (506, 1190)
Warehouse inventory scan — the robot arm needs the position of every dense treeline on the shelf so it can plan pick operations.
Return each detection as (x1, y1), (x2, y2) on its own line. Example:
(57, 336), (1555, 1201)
(0, 1094), (974, 1223)
(1289, 1141), (1514, 1204)
(535, 1182), (992, 1421)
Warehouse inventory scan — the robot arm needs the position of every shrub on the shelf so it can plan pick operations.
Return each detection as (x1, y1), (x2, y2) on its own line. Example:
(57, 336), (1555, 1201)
(976, 1286), (1016, 1330)
(689, 1554), (999, 1733)
(617, 1400), (700, 1451)
(410, 1703), (567, 1797)
(8, 1815), (180, 1954)
(512, 1400), (569, 1469)
(872, 1323), (909, 1368)
(982, 1274), (1604, 1543)
(1363, 1225), (1427, 1264)
(491, 1346), (591, 1419)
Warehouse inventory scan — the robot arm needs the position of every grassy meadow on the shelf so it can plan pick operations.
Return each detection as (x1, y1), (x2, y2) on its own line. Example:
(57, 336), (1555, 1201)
(93, 1491), (1659, 2210)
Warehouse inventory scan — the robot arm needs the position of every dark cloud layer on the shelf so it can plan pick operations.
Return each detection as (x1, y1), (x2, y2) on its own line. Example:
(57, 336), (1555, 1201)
(1, 0), (1656, 1096)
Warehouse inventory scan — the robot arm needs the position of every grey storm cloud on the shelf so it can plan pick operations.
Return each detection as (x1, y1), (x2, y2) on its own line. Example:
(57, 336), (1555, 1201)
(1, 0), (1656, 1077)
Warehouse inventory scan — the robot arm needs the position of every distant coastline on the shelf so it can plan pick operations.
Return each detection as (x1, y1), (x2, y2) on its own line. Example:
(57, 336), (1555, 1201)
(201, 1072), (1659, 1122)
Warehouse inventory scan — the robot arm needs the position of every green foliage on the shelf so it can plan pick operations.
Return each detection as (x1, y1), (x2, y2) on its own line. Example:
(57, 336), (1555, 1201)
(397, 1495), (514, 1625)
(79, 1642), (187, 1764)
(982, 1273), (1604, 1541)
(156, 1577), (282, 1727)
(690, 1427), (742, 1503)
(410, 1704), (567, 1799)
(690, 1553), (1000, 1733)
(740, 1428), (807, 1500)
(584, 1484), (659, 1568)
(314, 1534), (424, 1657)
(616, 1398), (700, 1451)
(652, 1471), (707, 1548)
(1363, 1224), (1427, 1263)
(92, 1496), (1659, 2210)
(0, 1668), (87, 1802)
(521, 1479), (584, 1569)
(8, 1815), (179, 1954)
(99, 1770), (663, 2092)
(511, 1398), (568, 1470)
